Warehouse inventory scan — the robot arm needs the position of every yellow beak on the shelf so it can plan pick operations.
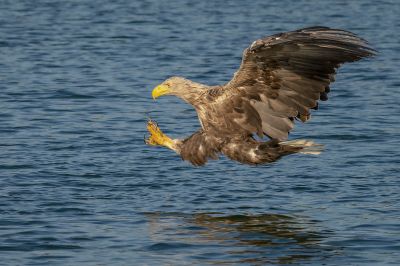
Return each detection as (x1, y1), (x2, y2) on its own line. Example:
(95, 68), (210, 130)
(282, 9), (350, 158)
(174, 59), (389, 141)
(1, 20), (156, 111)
(152, 85), (170, 100)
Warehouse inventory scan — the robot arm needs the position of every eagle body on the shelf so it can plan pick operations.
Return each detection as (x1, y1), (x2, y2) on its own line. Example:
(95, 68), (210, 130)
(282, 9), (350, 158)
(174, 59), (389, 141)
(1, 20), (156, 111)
(146, 27), (375, 166)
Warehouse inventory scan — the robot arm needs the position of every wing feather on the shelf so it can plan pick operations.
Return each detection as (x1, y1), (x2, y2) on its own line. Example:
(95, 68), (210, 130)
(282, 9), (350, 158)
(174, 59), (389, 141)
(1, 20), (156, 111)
(219, 26), (376, 140)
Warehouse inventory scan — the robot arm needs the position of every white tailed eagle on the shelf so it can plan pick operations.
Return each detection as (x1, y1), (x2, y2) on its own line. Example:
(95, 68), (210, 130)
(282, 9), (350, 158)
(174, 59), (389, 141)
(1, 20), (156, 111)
(145, 27), (376, 166)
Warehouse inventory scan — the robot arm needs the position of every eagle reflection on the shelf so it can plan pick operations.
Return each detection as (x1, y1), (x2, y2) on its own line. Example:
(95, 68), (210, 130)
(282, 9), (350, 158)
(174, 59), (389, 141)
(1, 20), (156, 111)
(145, 212), (332, 264)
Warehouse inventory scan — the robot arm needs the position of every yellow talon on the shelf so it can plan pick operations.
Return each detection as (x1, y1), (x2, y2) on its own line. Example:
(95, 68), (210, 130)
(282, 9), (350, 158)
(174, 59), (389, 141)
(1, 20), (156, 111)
(145, 119), (176, 150)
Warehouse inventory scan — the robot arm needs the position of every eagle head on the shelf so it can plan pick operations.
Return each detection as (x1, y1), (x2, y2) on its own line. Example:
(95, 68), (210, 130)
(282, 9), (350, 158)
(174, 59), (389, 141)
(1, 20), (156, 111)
(151, 76), (206, 105)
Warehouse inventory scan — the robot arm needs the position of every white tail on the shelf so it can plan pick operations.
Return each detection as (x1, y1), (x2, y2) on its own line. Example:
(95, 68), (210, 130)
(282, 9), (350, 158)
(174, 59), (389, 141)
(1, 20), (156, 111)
(280, 139), (324, 155)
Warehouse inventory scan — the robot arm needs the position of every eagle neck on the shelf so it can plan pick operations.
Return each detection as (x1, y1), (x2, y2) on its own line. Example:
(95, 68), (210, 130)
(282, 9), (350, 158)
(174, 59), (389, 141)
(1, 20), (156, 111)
(175, 82), (209, 108)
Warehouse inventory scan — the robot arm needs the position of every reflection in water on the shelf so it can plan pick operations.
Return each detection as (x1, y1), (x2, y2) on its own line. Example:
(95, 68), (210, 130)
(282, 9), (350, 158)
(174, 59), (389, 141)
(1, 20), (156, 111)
(145, 212), (334, 265)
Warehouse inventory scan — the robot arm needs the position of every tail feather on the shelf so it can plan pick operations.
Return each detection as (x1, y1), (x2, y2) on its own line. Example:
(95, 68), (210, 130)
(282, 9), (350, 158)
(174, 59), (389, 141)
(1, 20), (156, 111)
(280, 139), (324, 155)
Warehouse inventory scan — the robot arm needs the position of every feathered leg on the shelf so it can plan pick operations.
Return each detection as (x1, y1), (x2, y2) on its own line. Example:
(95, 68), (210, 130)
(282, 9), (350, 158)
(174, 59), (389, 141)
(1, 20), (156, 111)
(145, 120), (220, 166)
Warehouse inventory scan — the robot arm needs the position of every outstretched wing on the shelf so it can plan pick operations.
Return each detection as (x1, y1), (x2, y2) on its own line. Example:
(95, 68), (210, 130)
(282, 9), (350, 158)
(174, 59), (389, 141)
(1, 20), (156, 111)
(222, 26), (376, 140)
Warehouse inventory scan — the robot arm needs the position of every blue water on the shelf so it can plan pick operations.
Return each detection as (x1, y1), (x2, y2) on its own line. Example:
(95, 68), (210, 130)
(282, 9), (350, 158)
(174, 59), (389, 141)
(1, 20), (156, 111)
(1, 0), (399, 265)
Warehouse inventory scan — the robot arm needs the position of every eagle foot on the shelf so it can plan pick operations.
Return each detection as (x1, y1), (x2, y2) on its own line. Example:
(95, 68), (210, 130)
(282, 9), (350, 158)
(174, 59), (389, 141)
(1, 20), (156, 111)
(145, 119), (173, 148)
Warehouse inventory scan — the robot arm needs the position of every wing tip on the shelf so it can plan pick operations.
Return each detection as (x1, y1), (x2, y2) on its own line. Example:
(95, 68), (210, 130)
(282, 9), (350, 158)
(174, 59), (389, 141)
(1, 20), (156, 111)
(297, 26), (378, 60)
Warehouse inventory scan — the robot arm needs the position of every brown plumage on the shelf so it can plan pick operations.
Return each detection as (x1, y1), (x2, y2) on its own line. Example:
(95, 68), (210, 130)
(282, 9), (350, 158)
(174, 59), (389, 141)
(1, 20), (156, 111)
(146, 26), (376, 166)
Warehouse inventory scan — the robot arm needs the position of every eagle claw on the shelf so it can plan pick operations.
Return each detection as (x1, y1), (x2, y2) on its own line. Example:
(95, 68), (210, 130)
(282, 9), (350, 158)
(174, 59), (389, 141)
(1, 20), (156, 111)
(145, 119), (170, 147)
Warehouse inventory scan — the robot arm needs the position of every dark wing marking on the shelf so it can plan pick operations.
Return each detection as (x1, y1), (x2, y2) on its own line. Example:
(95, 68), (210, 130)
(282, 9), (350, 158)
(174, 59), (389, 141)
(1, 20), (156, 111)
(222, 26), (376, 140)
